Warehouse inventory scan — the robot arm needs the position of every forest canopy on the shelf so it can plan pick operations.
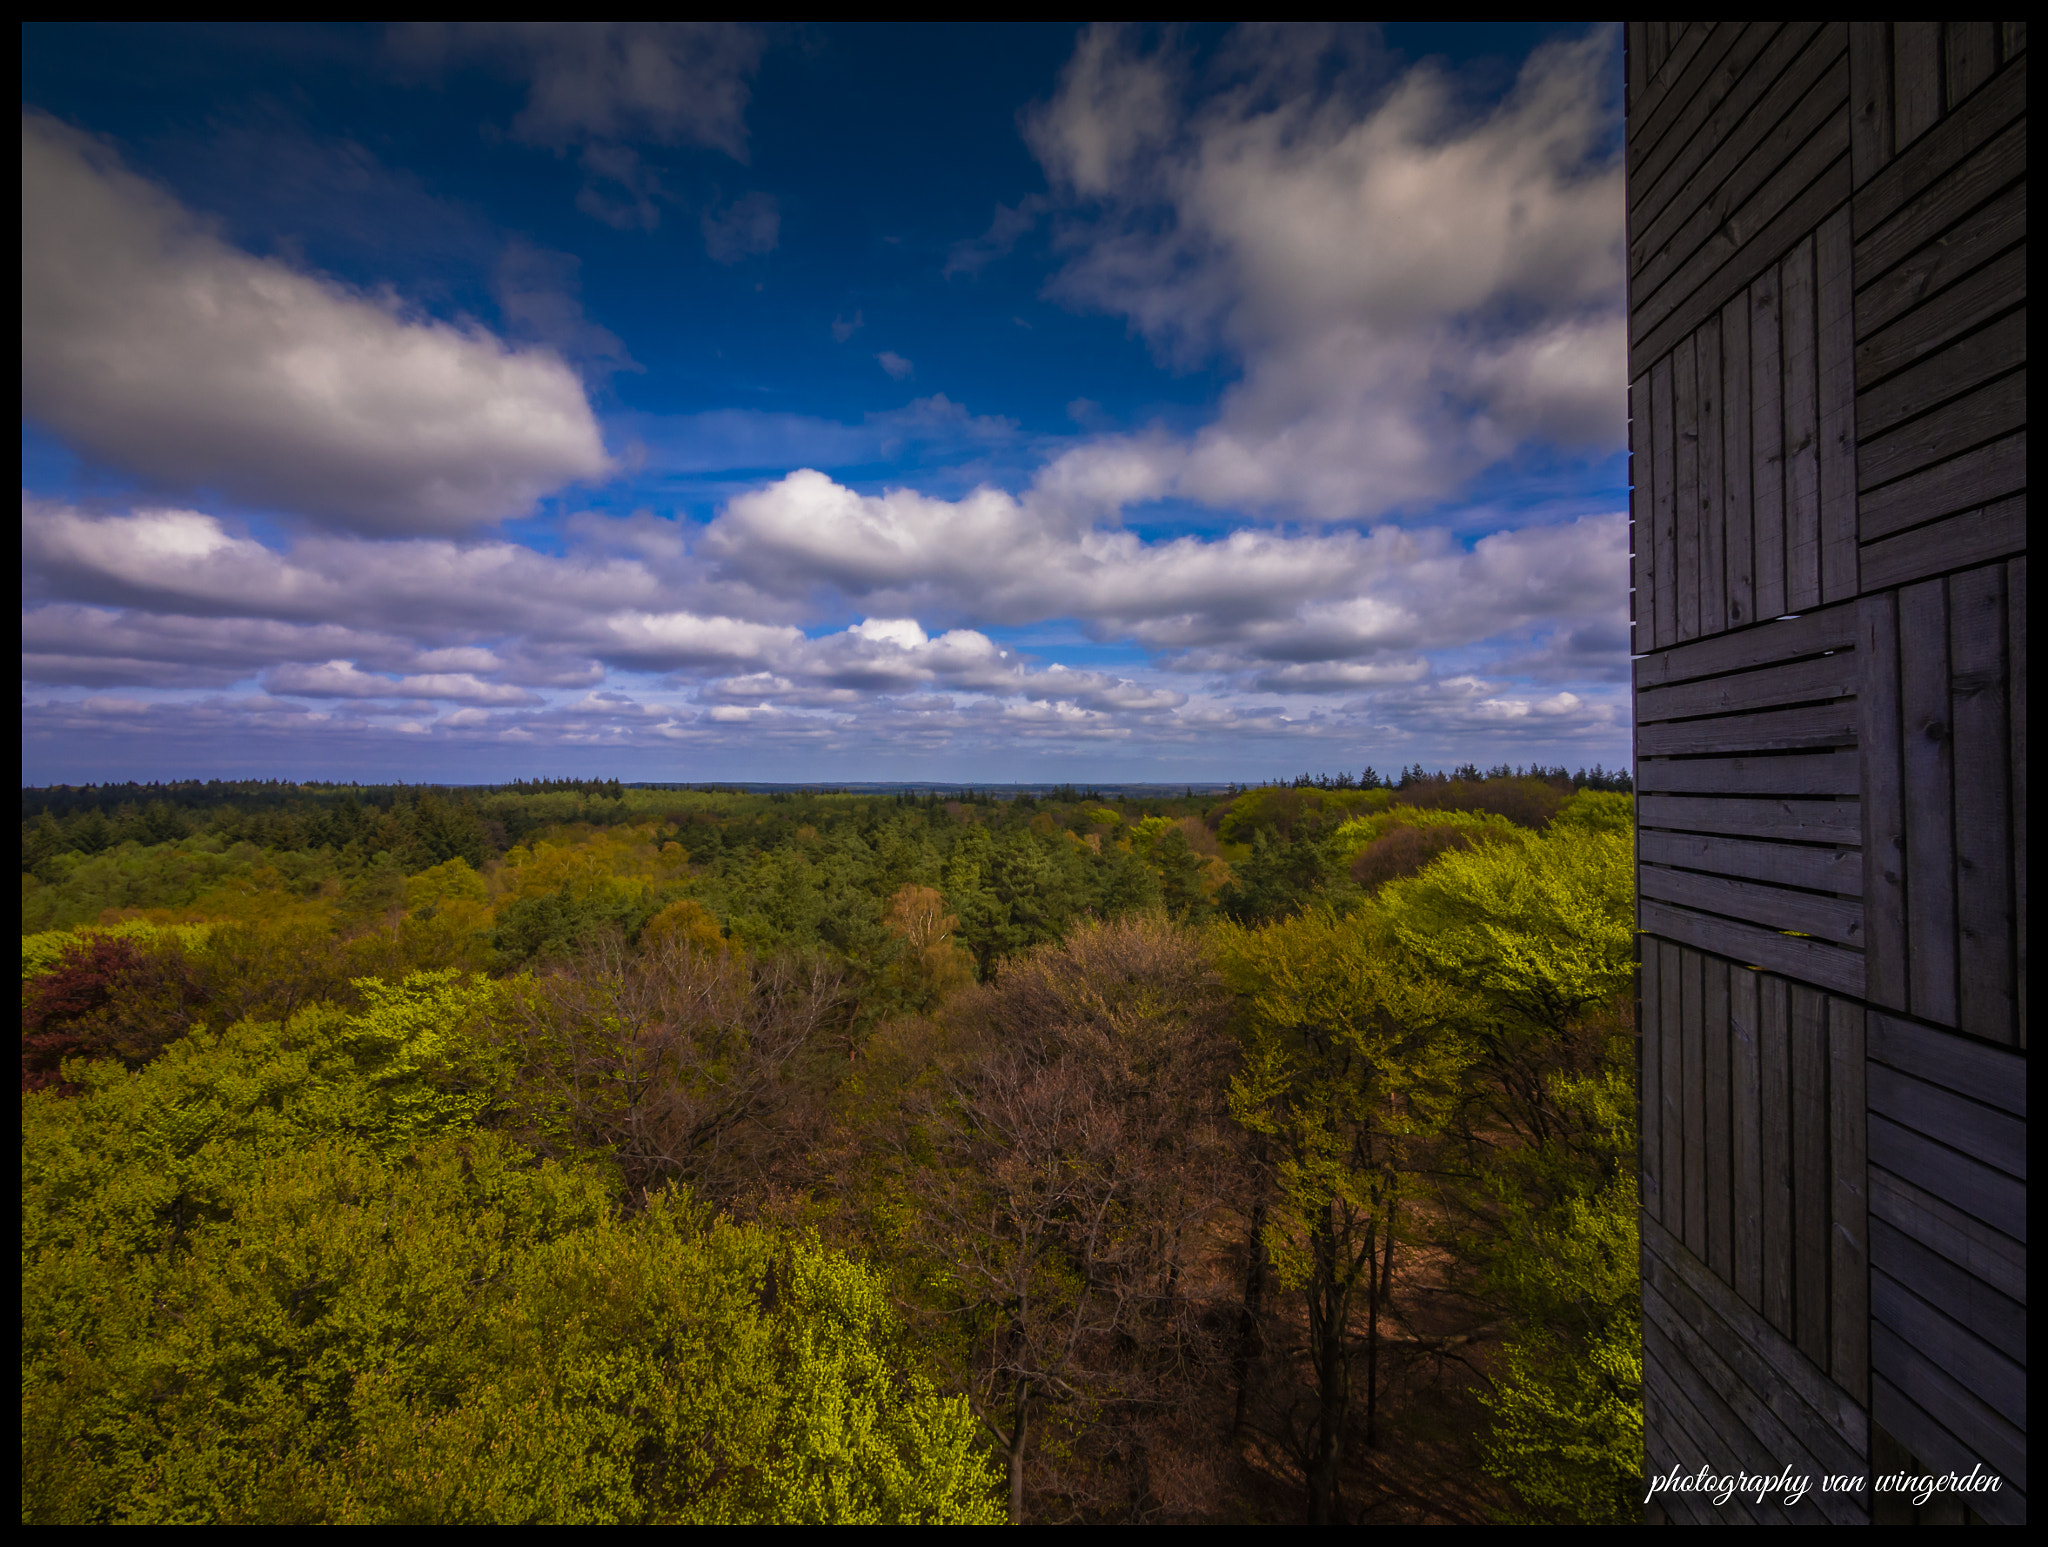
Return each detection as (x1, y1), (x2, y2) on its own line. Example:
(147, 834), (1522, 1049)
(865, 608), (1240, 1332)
(23, 770), (1641, 1525)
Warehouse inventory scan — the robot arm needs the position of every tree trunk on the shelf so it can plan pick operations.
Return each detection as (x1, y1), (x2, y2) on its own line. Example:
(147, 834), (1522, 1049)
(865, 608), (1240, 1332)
(1305, 1211), (1350, 1525)
(1231, 1195), (1268, 1437)
(1007, 1377), (1030, 1524)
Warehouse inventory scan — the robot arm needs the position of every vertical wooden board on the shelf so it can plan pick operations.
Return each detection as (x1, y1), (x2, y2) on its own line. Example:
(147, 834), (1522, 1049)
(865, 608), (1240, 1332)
(1949, 564), (2014, 1044)
(2008, 556), (2026, 1046)
(1648, 21), (1669, 80)
(1751, 267), (1787, 620)
(1814, 208), (1859, 605)
(1730, 966), (1764, 1309)
(1627, 24), (1648, 119)
(1705, 956), (1733, 1282)
(1661, 939), (1686, 1246)
(1849, 22), (1896, 187)
(1653, 355), (1679, 650)
(1781, 237), (1822, 613)
(1860, 593), (1908, 1011)
(1789, 983), (1831, 1367)
(1683, 945), (1707, 1259)
(1721, 293), (1755, 628)
(2001, 21), (2026, 61)
(1944, 21), (1997, 105)
(1674, 332), (1702, 642)
(1893, 22), (1945, 148)
(1828, 998), (1869, 1403)
(1760, 974), (1794, 1333)
(1641, 937), (1663, 1220)
(1631, 372), (1655, 653)
(1899, 578), (1958, 1026)
(1698, 315), (1728, 634)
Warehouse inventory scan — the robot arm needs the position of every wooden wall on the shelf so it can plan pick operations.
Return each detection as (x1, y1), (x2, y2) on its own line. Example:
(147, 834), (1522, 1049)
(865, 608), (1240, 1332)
(1627, 22), (2026, 1525)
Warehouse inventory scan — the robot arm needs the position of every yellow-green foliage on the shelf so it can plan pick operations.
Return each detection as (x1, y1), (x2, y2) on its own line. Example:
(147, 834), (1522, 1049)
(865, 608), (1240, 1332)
(22, 920), (218, 980)
(21, 972), (1005, 1524)
(1215, 785), (1390, 845)
(1328, 805), (1528, 864)
(1550, 788), (1635, 837)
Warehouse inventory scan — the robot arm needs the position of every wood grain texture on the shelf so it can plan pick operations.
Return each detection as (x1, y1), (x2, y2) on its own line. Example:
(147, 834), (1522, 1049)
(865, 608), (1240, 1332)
(1640, 1311), (1812, 1524)
(1856, 61), (2027, 265)
(1898, 578), (1957, 1025)
(1789, 984), (1829, 1366)
(1637, 795), (1861, 845)
(1871, 1372), (2028, 1526)
(1637, 652), (1857, 721)
(1815, 208), (1859, 603)
(1859, 369), (2026, 491)
(1631, 371), (1655, 653)
(2008, 555), (2025, 1047)
(1642, 827), (1861, 894)
(1675, 331), (1702, 640)
(1858, 592), (1908, 1009)
(1705, 955), (1733, 1280)
(1683, 947), (1707, 1259)
(1639, 865), (1863, 945)
(1857, 302), (2026, 441)
(1730, 964), (1764, 1309)
(1641, 936), (1663, 1221)
(1641, 903), (1865, 995)
(1949, 563), (2015, 1043)
(1943, 22), (1998, 110)
(1758, 974), (1793, 1332)
(1662, 939), (1685, 1246)
(1858, 430), (2026, 544)
(1859, 492), (2027, 591)
(1868, 1114), (2025, 1240)
(1636, 601), (1857, 686)
(1653, 354), (1678, 650)
(1721, 290), (1757, 627)
(1751, 264), (1789, 619)
(1635, 699), (1856, 756)
(1782, 236), (1823, 611)
(1635, 749), (1860, 796)
(1872, 1278), (2026, 1463)
(1827, 998), (1868, 1400)
(1868, 1164), (2025, 1304)
(1868, 1065), (2025, 1179)
(1866, 1009), (2026, 1117)
(1628, 23), (1772, 229)
(1892, 22), (1944, 149)
(1868, 1216), (2025, 1363)
(1857, 234), (2027, 389)
(1849, 22), (1896, 186)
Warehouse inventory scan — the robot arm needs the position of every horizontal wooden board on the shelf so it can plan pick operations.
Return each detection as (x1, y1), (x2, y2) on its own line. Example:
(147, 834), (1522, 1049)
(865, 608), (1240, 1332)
(1636, 700), (1857, 756)
(1638, 794), (1862, 843)
(1869, 1216), (2026, 1363)
(1634, 604), (1858, 688)
(1638, 653), (1858, 721)
(1870, 1373), (2029, 1527)
(1858, 369), (2026, 489)
(1640, 899), (1865, 993)
(1868, 1065), (2026, 1177)
(1859, 493), (2027, 590)
(1640, 865), (1864, 944)
(1867, 1114), (2026, 1241)
(1869, 1165), (2026, 1304)
(1637, 750), (1862, 796)
(1629, 22), (1781, 228)
(1857, 305), (2027, 439)
(1858, 428), (2026, 540)
(1872, 1272), (2026, 1429)
(1867, 1010), (2027, 1117)
(1852, 56), (2028, 260)
(1856, 234), (2028, 386)
(1639, 829), (1863, 892)
(1869, 1320), (2027, 1485)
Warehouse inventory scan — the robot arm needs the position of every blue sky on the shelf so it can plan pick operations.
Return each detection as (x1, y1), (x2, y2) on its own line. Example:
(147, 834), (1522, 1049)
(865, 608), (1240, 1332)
(22, 23), (1630, 785)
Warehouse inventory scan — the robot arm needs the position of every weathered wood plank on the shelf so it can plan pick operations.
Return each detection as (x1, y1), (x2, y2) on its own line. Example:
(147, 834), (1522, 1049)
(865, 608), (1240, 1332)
(1628, 22), (1764, 224)
(1859, 491), (2027, 591)
(1751, 263), (1789, 619)
(1631, 371), (1655, 653)
(1868, 1065), (2026, 1179)
(1859, 432), (2027, 544)
(1867, 1009), (2026, 1117)
(2002, 21), (2026, 59)
(1944, 21), (1998, 107)
(1815, 208), (1858, 604)
(1652, 354), (1678, 650)
(1700, 316), (1729, 634)
(1641, 899), (1865, 995)
(1674, 331), (1702, 641)
(1758, 971), (1794, 1333)
(1636, 749), (1861, 796)
(1950, 563), (2016, 1044)
(1868, 1216), (2026, 1364)
(1640, 932), (1663, 1221)
(1640, 827), (1862, 893)
(1871, 1372), (2029, 1526)
(1730, 964), (1763, 1309)
(1682, 946), (1707, 1259)
(1892, 21), (1945, 148)
(1789, 983), (1830, 1367)
(1644, 1209), (1873, 1471)
(1705, 955), (1733, 1281)
(1857, 232), (2027, 387)
(1637, 794), (1861, 844)
(1855, 60), (2027, 265)
(1661, 938), (1685, 1246)
(1627, 23), (1650, 127)
(1639, 865), (1864, 945)
(1633, 132), (1852, 377)
(1860, 365), (2026, 499)
(1640, 1309), (1802, 1525)
(1635, 602), (1856, 688)
(1898, 578), (1957, 1026)
(1868, 1114), (2025, 1240)
(1861, 313), (2027, 446)
(1827, 998), (1868, 1400)
(1849, 22), (1896, 186)
(2008, 555), (2025, 1047)
(1858, 592), (1908, 1010)
(1631, 32), (1846, 313)
(1636, 699), (1856, 756)
(1638, 653), (1857, 721)
(1782, 236), (1823, 611)
(1721, 290), (1757, 628)
(1868, 1164), (2025, 1303)
(1872, 1275), (2026, 1447)
(1872, 1348), (2029, 1504)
